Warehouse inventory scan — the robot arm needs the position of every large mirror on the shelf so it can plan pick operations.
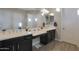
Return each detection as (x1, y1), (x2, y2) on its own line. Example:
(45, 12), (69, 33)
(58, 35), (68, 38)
(26, 14), (44, 28)
(45, 14), (54, 25)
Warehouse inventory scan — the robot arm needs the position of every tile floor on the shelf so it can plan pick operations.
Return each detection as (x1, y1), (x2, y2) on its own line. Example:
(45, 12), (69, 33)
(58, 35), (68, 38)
(33, 40), (79, 51)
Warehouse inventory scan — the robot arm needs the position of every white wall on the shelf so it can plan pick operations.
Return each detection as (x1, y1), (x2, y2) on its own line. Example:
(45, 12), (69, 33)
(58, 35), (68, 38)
(60, 8), (79, 46)
(54, 9), (61, 40)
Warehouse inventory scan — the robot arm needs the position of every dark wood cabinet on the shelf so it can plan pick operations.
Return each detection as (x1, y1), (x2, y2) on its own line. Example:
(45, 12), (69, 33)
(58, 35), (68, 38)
(18, 35), (32, 51)
(12, 35), (32, 51)
(52, 30), (55, 40)
(0, 39), (13, 51)
(12, 38), (18, 51)
(47, 30), (55, 41)
(40, 33), (48, 45)
(40, 30), (55, 45)
(0, 35), (32, 51)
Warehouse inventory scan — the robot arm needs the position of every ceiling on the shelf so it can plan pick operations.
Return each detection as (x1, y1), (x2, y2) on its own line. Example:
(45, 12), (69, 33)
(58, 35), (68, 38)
(18, 8), (55, 14)
(19, 8), (41, 11)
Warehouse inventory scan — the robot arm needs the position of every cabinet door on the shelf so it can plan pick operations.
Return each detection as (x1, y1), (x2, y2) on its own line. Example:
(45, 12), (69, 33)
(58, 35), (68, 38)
(51, 30), (55, 40)
(0, 39), (13, 51)
(12, 38), (19, 51)
(47, 31), (52, 42)
(40, 33), (48, 45)
(47, 30), (55, 41)
(18, 35), (32, 51)
(40, 30), (56, 45)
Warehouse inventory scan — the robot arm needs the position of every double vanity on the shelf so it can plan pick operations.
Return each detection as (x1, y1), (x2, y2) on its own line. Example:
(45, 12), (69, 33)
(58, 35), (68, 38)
(0, 25), (56, 51)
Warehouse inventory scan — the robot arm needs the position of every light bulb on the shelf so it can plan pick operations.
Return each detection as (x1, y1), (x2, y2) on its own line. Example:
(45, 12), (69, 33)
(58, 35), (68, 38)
(41, 12), (44, 16)
(41, 9), (49, 16)
(35, 18), (37, 22)
(19, 22), (22, 27)
(28, 18), (31, 22)
(49, 13), (54, 16)
(56, 8), (60, 12)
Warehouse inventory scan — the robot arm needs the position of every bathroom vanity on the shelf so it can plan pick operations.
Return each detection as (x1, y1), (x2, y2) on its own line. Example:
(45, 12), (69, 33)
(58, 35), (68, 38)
(0, 26), (56, 51)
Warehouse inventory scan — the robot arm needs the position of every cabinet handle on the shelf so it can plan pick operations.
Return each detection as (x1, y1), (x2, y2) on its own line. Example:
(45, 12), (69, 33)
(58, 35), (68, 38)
(18, 44), (19, 49)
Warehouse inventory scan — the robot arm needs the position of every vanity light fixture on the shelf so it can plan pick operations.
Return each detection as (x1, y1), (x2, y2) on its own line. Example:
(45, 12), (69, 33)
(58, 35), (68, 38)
(41, 12), (44, 16)
(41, 8), (49, 16)
(41, 9), (49, 13)
(49, 13), (54, 16)
(77, 9), (79, 15)
(18, 22), (22, 27)
(35, 18), (37, 22)
(56, 8), (60, 12)
(28, 18), (31, 22)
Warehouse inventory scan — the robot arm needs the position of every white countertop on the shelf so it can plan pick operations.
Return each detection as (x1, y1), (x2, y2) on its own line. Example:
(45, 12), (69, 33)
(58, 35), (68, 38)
(32, 25), (56, 36)
(0, 25), (56, 41)
(0, 30), (32, 41)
